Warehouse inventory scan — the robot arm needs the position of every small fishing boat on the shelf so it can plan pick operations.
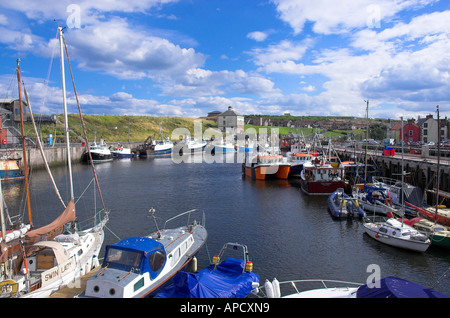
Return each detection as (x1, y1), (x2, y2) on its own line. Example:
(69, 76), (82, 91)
(300, 157), (344, 195)
(244, 153), (290, 180)
(287, 152), (316, 178)
(84, 209), (207, 298)
(362, 216), (431, 252)
(259, 276), (449, 298)
(154, 242), (259, 298)
(0, 156), (25, 181)
(110, 144), (136, 159)
(328, 188), (365, 219)
(81, 138), (112, 163)
(403, 217), (450, 249)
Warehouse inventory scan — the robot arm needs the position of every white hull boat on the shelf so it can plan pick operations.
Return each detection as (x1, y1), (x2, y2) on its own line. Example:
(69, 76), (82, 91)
(84, 209), (207, 298)
(363, 217), (431, 252)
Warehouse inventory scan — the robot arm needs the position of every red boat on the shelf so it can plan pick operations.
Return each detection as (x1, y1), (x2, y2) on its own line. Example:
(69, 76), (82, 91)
(300, 158), (345, 195)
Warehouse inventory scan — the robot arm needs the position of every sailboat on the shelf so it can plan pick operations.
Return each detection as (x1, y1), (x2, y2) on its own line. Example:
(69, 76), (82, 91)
(362, 115), (430, 252)
(0, 27), (109, 298)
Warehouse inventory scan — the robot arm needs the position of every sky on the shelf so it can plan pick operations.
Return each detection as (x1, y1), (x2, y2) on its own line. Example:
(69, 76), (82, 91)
(0, 0), (449, 120)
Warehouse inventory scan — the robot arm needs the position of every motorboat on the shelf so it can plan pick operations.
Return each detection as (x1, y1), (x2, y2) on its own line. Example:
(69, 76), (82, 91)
(287, 152), (316, 178)
(244, 153), (290, 180)
(81, 139), (112, 163)
(0, 156), (25, 181)
(154, 242), (259, 298)
(328, 188), (365, 219)
(110, 144), (136, 159)
(300, 157), (344, 195)
(84, 209), (207, 298)
(259, 276), (449, 298)
(362, 216), (431, 252)
(403, 217), (450, 249)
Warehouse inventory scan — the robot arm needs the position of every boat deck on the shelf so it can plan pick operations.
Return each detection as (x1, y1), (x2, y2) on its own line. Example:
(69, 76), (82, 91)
(49, 266), (101, 298)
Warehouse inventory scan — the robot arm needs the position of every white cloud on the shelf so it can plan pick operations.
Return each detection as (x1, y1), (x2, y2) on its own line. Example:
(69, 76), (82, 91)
(271, 0), (436, 35)
(249, 39), (313, 66)
(247, 31), (269, 42)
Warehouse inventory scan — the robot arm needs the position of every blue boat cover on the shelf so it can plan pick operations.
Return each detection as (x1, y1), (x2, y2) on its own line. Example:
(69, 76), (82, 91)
(356, 276), (449, 298)
(155, 258), (260, 298)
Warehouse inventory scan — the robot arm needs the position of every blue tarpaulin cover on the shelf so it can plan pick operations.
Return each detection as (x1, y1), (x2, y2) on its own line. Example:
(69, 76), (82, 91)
(356, 276), (449, 298)
(155, 258), (260, 298)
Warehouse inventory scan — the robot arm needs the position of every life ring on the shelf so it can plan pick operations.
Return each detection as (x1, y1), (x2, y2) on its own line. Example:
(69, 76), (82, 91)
(385, 197), (393, 205)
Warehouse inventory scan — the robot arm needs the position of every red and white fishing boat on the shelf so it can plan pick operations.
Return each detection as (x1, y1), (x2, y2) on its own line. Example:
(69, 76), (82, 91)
(300, 157), (345, 195)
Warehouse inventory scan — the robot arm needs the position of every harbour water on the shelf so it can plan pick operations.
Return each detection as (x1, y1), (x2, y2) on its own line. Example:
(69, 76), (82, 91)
(5, 153), (449, 295)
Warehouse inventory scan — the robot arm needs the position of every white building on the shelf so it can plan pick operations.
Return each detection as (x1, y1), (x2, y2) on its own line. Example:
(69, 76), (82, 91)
(217, 106), (244, 135)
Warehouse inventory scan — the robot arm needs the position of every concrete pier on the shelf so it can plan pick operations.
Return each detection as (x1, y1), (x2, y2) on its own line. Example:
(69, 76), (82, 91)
(335, 145), (450, 197)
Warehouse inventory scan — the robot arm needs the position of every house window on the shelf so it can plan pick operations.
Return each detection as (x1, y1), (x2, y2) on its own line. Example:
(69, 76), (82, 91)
(424, 129), (427, 135)
(424, 123), (428, 128)
(408, 130), (413, 136)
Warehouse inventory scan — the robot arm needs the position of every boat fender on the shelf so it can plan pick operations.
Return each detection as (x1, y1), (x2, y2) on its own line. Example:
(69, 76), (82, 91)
(93, 256), (100, 268)
(355, 200), (359, 207)
(212, 255), (220, 265)
(191, 256), (198, 273)
(342, 200), (346, 207)
(265, 279), (274, 298)
(245, 261), (253, 272)
(272, 278), (281, 298)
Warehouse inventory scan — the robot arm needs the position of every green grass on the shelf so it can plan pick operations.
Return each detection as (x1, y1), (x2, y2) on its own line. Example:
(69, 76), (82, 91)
(25, 115), (217, 143)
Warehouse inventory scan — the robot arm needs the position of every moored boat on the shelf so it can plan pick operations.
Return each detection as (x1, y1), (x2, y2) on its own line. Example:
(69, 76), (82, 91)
(300, 157), (344, 195)
(110, 144), (136, 159)
(84, 209), (207, 298)
(0, 157), (25, 181)
(258, 276), (449, 298)
(362, 216), (431, 252)
(244, 154), (290, 180)
(81, 139), (113, 163)
(403, 217), (450, 249)
(328, 188), (365, 219)
(154, 242), (259, 298)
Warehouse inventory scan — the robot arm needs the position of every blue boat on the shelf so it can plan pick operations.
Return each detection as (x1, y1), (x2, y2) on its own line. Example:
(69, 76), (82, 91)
(155, 242), (260, 298)
(84, 209), (207, 298)
(328, 188), (366, 219)
(110, 145), (137, 159)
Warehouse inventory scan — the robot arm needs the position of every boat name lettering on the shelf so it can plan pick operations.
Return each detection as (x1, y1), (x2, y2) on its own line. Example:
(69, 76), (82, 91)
(44, 268), (59, 282)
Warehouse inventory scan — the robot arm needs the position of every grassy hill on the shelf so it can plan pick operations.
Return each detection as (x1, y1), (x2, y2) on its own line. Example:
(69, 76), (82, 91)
(25, 114), (218, 143)
(24, 114), (372, 144)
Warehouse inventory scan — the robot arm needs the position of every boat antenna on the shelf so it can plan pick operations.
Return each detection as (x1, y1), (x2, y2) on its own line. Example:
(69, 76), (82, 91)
(149, 208), (161, 238)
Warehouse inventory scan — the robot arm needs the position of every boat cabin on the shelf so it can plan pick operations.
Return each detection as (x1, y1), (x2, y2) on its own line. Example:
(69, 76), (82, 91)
(103, 237), (166, 279)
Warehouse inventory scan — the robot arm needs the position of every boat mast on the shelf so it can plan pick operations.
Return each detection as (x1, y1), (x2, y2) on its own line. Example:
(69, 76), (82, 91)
(58, 26), (74, 201)
(364, 100), (369, 183)
(16, 59), (32, 226)
(435, 105), (440, 225)
(401, 116), (405, 226)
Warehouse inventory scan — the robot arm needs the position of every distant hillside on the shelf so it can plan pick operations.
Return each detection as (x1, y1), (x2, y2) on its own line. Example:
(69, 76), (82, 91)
(25, 114), (217, 143)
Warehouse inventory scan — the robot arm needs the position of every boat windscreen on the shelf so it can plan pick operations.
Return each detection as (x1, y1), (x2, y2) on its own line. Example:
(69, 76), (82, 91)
(105, 248), (142, 268)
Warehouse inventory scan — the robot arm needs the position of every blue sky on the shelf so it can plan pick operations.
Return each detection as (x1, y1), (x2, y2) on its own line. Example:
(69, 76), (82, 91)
(0, 0), (449, 120)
